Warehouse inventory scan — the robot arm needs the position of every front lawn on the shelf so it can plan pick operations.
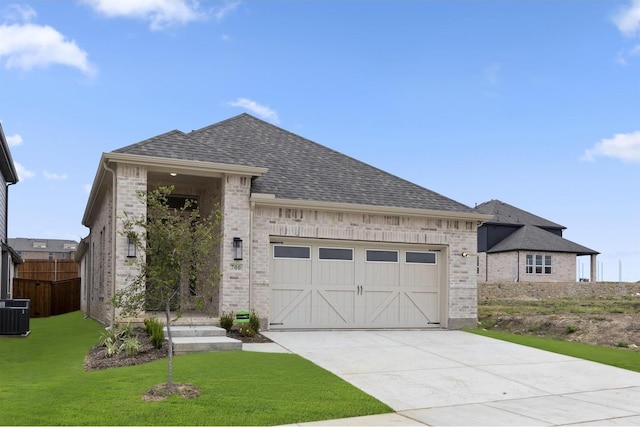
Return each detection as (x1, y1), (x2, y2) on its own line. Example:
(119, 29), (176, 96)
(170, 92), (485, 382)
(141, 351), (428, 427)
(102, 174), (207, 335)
(0, 312), (391, 426)
(467, 328), (640, 373)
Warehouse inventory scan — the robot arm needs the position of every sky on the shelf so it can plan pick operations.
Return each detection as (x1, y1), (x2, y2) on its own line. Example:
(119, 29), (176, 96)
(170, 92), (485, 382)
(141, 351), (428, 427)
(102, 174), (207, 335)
(0, 0), (638, 282)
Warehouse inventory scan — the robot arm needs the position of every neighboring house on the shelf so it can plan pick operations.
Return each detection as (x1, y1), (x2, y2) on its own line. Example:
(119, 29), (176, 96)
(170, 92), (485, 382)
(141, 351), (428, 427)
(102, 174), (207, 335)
(0, 124), (19, 299)
(475, 199), (598, 283)
(80, 113), (491, 329)
(8, 238), (78, 260)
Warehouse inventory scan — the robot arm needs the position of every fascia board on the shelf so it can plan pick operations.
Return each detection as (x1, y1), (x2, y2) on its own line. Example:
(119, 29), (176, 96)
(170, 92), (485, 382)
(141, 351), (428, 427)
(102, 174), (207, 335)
(251, 193), (494, 222)
(104, 152), (268, 177)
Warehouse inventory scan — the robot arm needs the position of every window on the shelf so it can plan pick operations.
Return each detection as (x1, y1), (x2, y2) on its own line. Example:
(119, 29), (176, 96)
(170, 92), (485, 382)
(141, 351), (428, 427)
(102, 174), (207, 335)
(366, 249), (398, 263)
(273, 245), (311, 259)
(526, 254), (552, 275)
(405, 251), (437, 264)
(319, 247), (353, 261)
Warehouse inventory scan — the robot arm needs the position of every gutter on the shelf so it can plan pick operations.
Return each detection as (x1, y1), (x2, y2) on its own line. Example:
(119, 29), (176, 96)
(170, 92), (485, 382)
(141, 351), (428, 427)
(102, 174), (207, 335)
(102, 159), (117, 328)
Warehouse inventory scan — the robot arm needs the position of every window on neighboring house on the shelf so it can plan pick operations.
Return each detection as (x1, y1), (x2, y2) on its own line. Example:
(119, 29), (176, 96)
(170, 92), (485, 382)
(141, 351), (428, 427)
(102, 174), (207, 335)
(48, 252), (53, 260)
(526, 254), (552, 275)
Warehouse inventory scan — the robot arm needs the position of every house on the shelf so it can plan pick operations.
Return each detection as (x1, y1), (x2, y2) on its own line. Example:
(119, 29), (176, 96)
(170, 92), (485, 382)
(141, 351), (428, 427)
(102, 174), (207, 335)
(474, 199), (598, 283)
(80, 113), (491, 329)
(0, 123), (20, 299)
(8, 238), (79, 260)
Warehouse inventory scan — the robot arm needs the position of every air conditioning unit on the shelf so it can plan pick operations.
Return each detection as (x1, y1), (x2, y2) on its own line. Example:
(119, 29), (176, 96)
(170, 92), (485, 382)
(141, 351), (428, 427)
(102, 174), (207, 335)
(0, 299), (30, 336)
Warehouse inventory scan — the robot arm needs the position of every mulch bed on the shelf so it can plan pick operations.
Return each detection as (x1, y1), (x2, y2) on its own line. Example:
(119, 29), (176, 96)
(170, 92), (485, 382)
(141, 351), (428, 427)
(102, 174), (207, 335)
(83, 328), (272, 371)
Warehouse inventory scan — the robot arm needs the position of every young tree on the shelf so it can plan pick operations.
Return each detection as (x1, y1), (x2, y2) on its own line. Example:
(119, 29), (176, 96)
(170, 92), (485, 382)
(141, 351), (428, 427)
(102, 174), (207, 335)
(113, 185), (221, 386)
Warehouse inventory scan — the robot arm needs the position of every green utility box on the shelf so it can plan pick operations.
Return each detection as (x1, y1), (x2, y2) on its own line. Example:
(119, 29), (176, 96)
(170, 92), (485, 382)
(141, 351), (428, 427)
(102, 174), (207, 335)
(236, 311), (250, 323)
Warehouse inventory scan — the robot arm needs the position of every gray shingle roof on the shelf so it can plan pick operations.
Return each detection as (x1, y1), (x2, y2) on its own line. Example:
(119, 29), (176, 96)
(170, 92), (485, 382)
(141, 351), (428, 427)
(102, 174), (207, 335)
(475, 199), (564, 229)
(487, 225), (598, 255)
(114, 113), (476, 214)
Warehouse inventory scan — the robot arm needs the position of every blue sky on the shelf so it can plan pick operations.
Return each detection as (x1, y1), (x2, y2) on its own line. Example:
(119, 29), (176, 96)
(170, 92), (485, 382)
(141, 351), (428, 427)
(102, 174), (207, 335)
(1, 0), (638, 282)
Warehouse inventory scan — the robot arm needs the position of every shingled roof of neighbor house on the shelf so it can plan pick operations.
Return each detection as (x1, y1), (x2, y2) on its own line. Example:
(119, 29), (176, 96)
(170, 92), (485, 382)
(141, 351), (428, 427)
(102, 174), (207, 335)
(114, 113), (477, 214)
(487, 224), (599, 255)
(475, 199), (564, 229)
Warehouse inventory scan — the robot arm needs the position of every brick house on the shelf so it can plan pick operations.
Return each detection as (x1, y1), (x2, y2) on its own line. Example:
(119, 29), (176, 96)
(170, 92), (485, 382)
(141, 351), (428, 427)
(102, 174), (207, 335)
(8, 238), (78, 260)
(475, 200), (598, 283)
(0, 124), (19, 300)
(80, 114), (491, 329)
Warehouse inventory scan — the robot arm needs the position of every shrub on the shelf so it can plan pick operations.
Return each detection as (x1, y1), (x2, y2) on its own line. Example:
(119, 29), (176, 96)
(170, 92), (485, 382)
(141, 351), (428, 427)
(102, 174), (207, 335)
(565, 325), (577, 334)
(121, 336), (142, 356)
(239, 324), (256, 337)
(220, 311), (234, 332)
(249, 310), (260, 333)
(144, 317), (165, 349)
(104, 338), (120, 358)
(617, 341), (629, 348)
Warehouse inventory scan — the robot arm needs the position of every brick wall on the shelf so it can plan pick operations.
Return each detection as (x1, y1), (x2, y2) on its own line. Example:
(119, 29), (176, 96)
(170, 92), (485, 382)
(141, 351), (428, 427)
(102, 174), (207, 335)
(478, 251), (576, 283)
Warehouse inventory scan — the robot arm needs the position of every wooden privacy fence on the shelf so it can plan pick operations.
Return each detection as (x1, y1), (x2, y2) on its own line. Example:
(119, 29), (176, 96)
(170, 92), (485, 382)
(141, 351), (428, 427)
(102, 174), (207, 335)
(16, 259), (79, 281)
(12, 278), (81, 318)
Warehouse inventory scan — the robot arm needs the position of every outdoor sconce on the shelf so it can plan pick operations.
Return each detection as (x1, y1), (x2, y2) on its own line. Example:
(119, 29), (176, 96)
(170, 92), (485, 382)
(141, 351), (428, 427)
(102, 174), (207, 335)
(461, 252), (469, 258)
(127, 237), (136, 258)
(233, 237), (243, 261)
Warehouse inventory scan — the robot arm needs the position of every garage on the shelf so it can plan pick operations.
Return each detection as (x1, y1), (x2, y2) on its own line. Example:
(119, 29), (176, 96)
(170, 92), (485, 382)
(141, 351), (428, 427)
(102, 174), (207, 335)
(269, 239), (447, 329)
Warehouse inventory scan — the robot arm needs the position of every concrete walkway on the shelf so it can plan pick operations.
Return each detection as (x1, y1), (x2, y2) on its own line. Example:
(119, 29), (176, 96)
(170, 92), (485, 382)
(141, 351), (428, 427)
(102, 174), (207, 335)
(262, 330), (640, 426)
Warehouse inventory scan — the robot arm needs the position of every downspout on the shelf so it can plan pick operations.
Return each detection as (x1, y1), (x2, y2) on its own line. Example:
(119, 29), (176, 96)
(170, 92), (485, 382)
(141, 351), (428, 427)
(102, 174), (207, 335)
(102, 160), (117, 328)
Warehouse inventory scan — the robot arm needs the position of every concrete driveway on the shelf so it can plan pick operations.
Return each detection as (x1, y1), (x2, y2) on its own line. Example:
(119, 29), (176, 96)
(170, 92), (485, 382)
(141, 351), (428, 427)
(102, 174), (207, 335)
(262, 330), (640, 426)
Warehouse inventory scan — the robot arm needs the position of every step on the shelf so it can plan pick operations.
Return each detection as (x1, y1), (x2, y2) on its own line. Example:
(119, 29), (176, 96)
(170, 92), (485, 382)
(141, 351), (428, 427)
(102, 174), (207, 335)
(172, 336), (242, 355)
(165, 325), (226, 338)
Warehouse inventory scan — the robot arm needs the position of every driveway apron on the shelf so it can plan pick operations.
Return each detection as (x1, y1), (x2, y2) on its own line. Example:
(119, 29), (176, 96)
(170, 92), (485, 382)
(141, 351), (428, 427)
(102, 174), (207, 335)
(262, 330), (640, 426)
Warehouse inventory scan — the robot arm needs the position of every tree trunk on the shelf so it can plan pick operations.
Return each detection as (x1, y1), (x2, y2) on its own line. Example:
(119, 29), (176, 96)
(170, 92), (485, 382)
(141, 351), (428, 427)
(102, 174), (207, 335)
(164, 303), (174, 385)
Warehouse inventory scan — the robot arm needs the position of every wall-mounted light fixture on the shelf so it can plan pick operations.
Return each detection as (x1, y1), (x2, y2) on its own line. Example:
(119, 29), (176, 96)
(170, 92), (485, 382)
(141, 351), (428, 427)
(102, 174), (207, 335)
(233, 237), (243, 261)
(127, 237), (136, 258)
(169, 172), (177, 177)
(461, 252), (469, 258)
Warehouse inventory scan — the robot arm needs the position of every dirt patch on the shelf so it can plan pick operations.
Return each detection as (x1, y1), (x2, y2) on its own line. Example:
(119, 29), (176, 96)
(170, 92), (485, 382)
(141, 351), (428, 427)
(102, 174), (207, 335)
(141, 382), (202, 402)
(482, 313), (640, 349)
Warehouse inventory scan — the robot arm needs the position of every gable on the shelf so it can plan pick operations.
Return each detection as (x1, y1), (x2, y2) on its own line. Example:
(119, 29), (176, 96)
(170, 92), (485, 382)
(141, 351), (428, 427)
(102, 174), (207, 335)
(475, 199), (564, 229)
(487, 225), (598, 255)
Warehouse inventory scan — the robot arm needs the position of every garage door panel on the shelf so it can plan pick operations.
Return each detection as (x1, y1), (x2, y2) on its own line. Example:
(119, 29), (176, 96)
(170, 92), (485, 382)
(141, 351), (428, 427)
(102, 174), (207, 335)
(404, 264), (438, 285)
(270, 288), (312, 326)
(365, 264), (400, 286)
(363, 290), (400, 324)
(402, 290), (439, 324)
(316, 289), (356, 324)
(272, 259), (311, 285)
(317, 261), (354, 286)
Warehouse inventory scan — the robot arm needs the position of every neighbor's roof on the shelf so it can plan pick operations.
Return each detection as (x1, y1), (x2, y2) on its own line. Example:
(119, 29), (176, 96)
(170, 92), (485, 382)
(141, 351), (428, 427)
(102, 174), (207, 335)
(8, 238), (79, 253)
(113, 113), (478, 214)
(487, 225), (599, 255)
(475, 199), (565, 229)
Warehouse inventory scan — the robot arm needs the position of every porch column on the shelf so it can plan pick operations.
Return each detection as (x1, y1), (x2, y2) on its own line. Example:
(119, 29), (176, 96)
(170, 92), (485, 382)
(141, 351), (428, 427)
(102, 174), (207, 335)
(590, 254), (597, 283)
(219, 174), (251, 313)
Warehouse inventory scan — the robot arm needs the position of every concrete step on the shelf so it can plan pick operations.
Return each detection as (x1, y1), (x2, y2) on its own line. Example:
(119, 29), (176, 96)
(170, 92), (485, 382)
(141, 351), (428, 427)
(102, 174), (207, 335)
(172, 336), (242, 355)
(165, 325), (226, 338)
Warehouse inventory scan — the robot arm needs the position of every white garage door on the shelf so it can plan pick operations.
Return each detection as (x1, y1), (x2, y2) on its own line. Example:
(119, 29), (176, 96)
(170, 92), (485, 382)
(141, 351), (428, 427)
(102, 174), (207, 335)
(269, 239), (445, 329)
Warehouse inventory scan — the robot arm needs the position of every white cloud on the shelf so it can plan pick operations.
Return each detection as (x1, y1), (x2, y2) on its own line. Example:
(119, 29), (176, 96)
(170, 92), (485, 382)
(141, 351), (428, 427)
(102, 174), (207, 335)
(612, 0), (640, 37)
(6, 133), (22, 146)
(14, 162), (34, 180)
(0, 23), (95, 75)
(213, 1), (240, 21)
(2, 4), (37, 23)
(81, 0), (205, 31)
(43, 171), (68, 181)
(228, 98), (280, 123)
(582, 130), (640, 163)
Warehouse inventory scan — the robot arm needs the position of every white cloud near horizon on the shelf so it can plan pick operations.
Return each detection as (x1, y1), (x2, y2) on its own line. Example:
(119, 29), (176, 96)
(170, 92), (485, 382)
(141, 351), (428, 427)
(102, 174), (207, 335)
(582, 130), (640, 163)
(228, 98), (280, 123)
(0, 4), (95, 75)
(6, 133), (22, 146)
(15, 162), (34, 180)
(81, 0), (206, 31)
(43, 171), (68, 181)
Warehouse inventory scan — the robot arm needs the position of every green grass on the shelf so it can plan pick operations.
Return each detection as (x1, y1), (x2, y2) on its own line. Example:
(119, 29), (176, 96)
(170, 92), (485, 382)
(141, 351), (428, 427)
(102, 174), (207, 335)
(467, 328), (640, 373)
(0, 312), (391, 426)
